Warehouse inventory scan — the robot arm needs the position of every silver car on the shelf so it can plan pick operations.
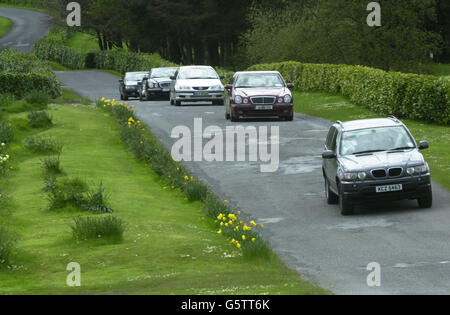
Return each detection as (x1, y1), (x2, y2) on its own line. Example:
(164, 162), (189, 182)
(169, 66), (224, 106)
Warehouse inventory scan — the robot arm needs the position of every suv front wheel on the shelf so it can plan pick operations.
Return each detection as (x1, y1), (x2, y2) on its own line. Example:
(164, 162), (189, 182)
(325, 177), (338, 204)
(339, 184), (354, 216)
(418, 188), (433, 209)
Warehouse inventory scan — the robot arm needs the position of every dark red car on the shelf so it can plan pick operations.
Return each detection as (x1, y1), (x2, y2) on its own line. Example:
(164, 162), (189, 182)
(224, 71), (294, 121)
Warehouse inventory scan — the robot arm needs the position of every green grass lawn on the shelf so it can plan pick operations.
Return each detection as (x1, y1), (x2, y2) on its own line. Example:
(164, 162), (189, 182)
(293, 91), (450, 190)
(426, 63), (450, 79)
(0, 102), (326, 295)
(0, 16), (12, 38)
(65, 32), (101, 54)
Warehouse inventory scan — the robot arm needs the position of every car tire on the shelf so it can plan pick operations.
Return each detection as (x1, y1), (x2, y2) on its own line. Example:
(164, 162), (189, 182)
(325, 178), (339, 205)
(175, 100), (181, 106)
(139, 93), (144, 102)
(418, 188), (433, 209)
(287, 113), (294, 121)
(230, 110), (239, 122)
(225, 111), (230, 120)
(123, 93), (128, 101)
(120, 93), (124, 101)
(339, 185), (354, 216)
(214, 99), (224, 106)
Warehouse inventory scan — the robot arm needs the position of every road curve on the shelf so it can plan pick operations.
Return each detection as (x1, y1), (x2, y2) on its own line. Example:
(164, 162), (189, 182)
(55, 70), (450, 295)
(0, 6), (53, 53)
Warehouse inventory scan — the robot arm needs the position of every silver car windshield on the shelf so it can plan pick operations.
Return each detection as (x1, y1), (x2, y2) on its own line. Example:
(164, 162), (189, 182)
(178, 68), (218, 80)
(125, 73), (147, 81)
(340, 126), (415, 156)
(235, 73), (285, 88)
(151, 68), (177, 79)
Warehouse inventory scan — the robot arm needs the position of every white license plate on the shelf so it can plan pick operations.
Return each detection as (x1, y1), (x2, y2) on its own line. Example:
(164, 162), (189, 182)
(376, 184), (403, 193)
(194, 91), (208, 96)
(255, 105), (273, 110)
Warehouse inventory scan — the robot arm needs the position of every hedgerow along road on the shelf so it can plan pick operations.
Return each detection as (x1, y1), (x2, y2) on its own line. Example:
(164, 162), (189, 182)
(3, 7), (450, 295)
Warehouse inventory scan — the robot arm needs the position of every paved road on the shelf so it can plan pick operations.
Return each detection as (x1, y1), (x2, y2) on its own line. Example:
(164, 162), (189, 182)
(55, 70), (450, 295)
(0, 6), (53, 53)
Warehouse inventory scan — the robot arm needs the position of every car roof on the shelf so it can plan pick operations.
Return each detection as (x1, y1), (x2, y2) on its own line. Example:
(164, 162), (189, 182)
(235, 71), (281, 75)
(152, 67), (178, 70)
(179, 65), (214, 70)
(125, 71), (148, 75)
(339, 118), (403, 131)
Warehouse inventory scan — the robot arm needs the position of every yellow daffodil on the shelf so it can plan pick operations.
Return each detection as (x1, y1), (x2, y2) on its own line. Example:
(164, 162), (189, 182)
(252, 238), (256, 243)
(242, 235), (246, 241)
(236, 242), (241, 249)
(217, 229), (222, 235)
(250, 220), (257, 227)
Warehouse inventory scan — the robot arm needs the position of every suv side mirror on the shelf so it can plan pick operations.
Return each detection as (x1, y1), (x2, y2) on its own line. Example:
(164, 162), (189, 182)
(119, 79), (124, 83)
(137, 81), (142, 86)
(170, 76), (176, 80)
(287, 83), (295, 89)
(419, 141), (429, 150)
(220, 75), (225, 80)
(322, 150), (336, 159)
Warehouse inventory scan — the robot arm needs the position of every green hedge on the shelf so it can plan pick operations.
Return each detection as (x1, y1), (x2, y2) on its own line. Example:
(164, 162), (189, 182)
(34, 40), (86, 70)
(248, 62), (450, 125)
(0, 49), (61, 98)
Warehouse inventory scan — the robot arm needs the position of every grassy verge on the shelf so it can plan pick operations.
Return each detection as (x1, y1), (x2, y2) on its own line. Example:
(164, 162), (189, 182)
(0, 16), (12, 38)
(293, 91), (450, 190)
(0, 97), (326, 294)
(426, 63), (450, 79)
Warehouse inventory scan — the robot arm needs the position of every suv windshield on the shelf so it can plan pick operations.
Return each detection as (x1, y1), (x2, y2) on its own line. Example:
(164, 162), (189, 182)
(340, 126), (415, 156)
(178, 68), (218, 80)
(125, 73), (147, 81)
(151, 68), (177, 79)
(235, 73), (285, 88)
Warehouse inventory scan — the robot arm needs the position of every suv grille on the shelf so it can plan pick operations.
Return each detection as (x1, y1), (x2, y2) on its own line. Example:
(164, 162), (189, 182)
(160, 82), (170, 88)
(371, 169), (387, 178)
(193, 87), (208, 91)
(389, 168), (403, 177)
(251, 97), (276, 105)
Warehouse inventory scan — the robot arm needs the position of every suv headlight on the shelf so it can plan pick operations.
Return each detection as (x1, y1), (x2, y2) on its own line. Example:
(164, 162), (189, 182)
(343, 172), (367, 181)
(284, 95), (292, 103)
(407, 164), (428, 175)
(235, 96), (243, 104)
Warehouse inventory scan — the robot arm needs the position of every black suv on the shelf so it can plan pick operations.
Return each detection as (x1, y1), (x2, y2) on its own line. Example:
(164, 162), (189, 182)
(322, 117), (432, 215)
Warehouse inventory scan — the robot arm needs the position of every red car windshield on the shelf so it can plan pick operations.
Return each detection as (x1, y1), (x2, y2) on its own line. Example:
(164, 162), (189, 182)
(235, 73), (285, 88)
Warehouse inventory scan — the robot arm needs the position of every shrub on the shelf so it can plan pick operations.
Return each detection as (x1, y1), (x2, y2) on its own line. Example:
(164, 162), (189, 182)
(248, 62), (450, 125)
(24, 92), (49, 108)
(203, 194), (230, 219)
(71, 216), (125, 242)
(34, 39), (86, 69)
(41, 155), (62, 175)
(184, 179), (208, 202)
(0, 226), (15, 267)
(24, 136), (62, 154)
(47, 177), (88, 211)
(0, 49), (61, 98)
(0, 93), (14, 108)
(84, 182), (114, 213)
(0, 121), (13, 144)
(28, 111), (53, 128)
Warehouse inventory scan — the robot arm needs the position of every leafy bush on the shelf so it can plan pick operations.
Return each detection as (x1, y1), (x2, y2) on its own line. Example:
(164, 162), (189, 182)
(0, 121), (13, 144)
(84, 182), (114, 213)
(46, 176), (114, 213)
(24, 91), (49, 108)
(184, 178), (208, 202)
(248, 62), (450, 125)
(28, 111), (52, 128)
(41, 155), (62, 175)
(47, 177), (88, 211)
(24, 136), (62, 154)
(0, 49), (61, 98)
(0, 93), (14, 108)
(34, 39), (86, 69)
(71, 216), (125, 242)
(0, 226), (15, 267)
